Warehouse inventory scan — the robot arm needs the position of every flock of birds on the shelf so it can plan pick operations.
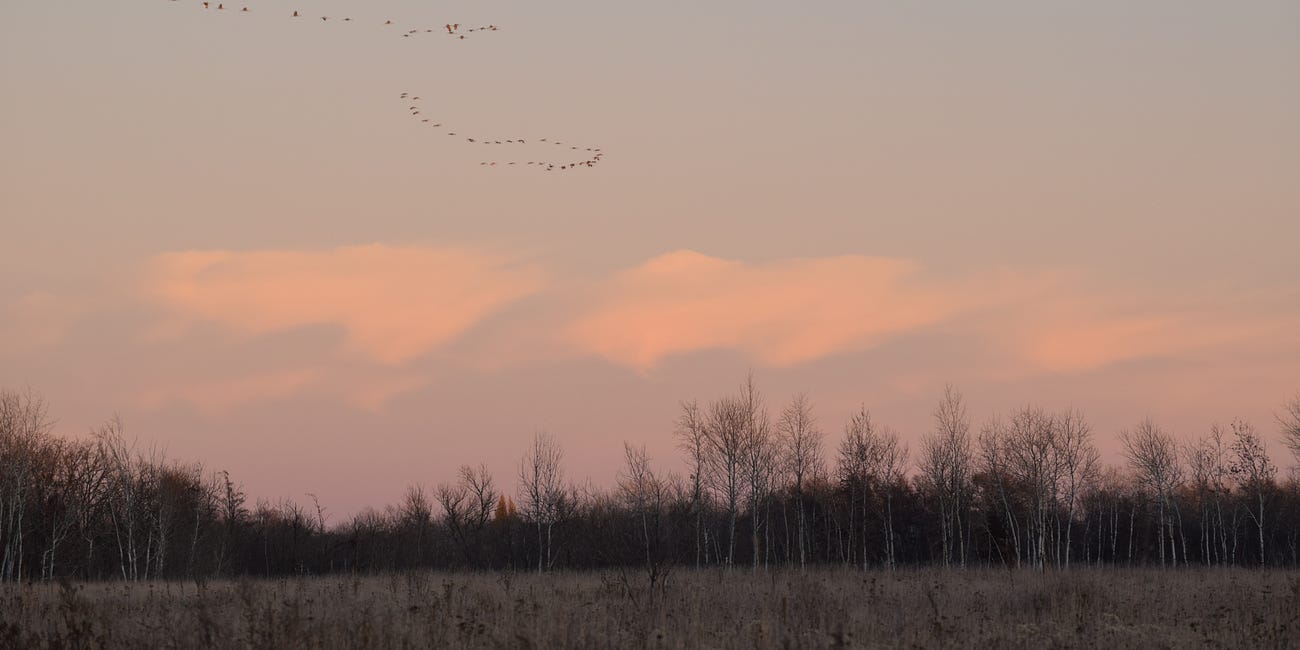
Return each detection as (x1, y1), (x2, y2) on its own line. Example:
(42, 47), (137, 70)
(402, 94), (604, 171)
(174, 0), (605, 171)
(192, 2), (503, 40)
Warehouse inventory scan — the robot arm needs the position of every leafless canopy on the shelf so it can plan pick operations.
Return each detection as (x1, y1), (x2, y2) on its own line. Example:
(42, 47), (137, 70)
(919, 384), (973, 567)
(1121, 418), (1184, 566)
(1278, 392), (1300, 470)
(519, 431), (566, 572)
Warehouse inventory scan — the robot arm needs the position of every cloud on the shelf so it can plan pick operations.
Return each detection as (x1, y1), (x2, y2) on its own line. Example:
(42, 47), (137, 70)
(93, 245), (1300, 413)
(563, 251), (1300, 377)
(563, 250), (1040, 369)
(1013, 293), (1299, 373)
(142, 244), (545, 364)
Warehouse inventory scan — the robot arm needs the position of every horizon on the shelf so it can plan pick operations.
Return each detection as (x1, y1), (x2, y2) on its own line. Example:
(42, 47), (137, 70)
(16, 380), (1300, 520)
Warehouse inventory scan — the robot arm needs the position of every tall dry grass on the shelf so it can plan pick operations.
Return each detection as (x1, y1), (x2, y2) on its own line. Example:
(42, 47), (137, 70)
(3, 567), (1297, 648)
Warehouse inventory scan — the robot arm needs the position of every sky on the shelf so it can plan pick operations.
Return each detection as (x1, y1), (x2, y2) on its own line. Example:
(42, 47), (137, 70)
(3, 0), (1298, 516)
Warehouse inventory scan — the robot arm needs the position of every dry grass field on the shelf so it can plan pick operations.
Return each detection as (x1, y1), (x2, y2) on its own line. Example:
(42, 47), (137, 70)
(3, 568), (1298, 649)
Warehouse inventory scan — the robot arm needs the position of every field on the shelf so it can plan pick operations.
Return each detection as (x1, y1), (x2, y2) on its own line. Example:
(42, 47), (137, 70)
(4, 568), (1298, 648)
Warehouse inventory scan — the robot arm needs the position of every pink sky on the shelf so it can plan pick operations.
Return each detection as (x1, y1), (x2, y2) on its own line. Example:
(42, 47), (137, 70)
(3, 0), (1298, 515)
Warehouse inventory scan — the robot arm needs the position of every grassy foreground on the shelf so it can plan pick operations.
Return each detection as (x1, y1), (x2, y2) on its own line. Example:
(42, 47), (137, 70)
(3, 568), (1298, 648)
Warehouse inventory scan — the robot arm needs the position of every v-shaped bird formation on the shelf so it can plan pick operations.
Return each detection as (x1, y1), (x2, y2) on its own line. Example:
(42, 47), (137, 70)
(170, 0), (604, 171)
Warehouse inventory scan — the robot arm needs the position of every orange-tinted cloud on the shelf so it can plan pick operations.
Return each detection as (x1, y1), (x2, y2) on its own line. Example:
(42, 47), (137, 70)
(564, 251), (1300, 376)
(143, 244), (545, 364)
(564, 250), (1041, 369)
(124, 246), (1300, 413)
(1015, 294), (1298, 373)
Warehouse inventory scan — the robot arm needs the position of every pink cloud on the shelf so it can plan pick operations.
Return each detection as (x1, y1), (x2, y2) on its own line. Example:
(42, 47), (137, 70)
(1013, 295), (1298, 373)
(564, 250), (1040, 369)
(119, 246), (1300, 414)
(564, 251), (1300, 377)
(143, 244), (545, 364)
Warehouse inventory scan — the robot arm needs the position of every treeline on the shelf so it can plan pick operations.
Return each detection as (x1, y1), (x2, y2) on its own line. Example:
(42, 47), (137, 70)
(3, 380), (1300, 582)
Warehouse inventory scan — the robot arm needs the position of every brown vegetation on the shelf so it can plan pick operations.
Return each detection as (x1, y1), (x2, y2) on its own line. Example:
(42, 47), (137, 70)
(4, 568), (1297, 648)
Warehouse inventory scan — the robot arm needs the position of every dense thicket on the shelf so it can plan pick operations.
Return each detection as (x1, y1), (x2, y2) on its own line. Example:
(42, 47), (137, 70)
(3, 382), (1299, 581)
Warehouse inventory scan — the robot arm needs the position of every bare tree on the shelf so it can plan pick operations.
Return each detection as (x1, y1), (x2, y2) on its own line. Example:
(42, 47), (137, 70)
(977, 415), (1022, 568)
(703, 396), (747, 567)
(618, 443), (670, 588)
(876, 425), (908, 570)
(462, 465), (498, 533)
(13, 379), (1300, 579)
(836, 407), (909, 570)
(676, 400), (709, 567)
(276, 497), (313, 574)
(920, 384), (973, 567)
(777, 393), (822, 569)
(1278, 392), (1300, 472)
(1003, 405), (1056, 570)
(738, 375), (774, 570)
(213, 470), (248, 576)
(1055, 407), (1099, 568)
(306, 492), (329, 535)
(1121, 418), (1182, 567)
(983, 405), (1099, 570)
(518, 432), (565, 572)
(150, 460), (191, 578)
(1228, 419), (1275, 566)
(436, 481), (470, 562)
(176, 463), (214, 579)
(398, 484), (434, 563)
(838, 405), (879, 569)
(95, 416), (153, 581)
(0, 388), (54, 582)
(1185, 432), (1214, 566)
(40, 438), (107, 580)
(438, 464), (497, 567)
(1185, 425), (1232, 565)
